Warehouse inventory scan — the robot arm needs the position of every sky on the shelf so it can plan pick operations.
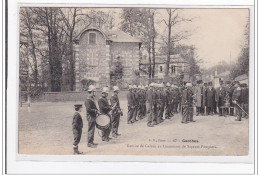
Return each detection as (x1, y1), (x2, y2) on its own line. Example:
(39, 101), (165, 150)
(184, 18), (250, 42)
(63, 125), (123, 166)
(80, 8), (249, 69)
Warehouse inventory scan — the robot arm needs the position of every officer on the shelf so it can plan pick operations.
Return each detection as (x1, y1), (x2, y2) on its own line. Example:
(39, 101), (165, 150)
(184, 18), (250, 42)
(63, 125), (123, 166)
(146, 83), (155, 127)
(72, 104), (83, 154)
(181, 83), (194, 123)
(98, 87), (115, 141)
(127, 85), (135, 124)
(215, 80), (227, 116)
(165, 83), (172, 119)
(226, 81), (235, 116)
(206, 82), (215, 115)
(84, 85), (99, 148)
(110, 86), (123, 138)
(141, 85), (147, 117)
(232, 82), (242, 121)
(241, 83), (249, 119)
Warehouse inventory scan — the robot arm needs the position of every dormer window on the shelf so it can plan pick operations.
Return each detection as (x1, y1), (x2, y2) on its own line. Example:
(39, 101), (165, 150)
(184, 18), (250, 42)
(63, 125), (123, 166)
(111, 34), (117, 38)
(89, 33), (96, 44)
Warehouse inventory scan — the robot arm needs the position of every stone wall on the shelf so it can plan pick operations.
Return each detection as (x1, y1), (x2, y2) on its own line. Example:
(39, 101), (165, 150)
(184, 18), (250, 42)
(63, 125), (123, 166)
(74, 29), (110, 90)
(110, 42), (140, 87)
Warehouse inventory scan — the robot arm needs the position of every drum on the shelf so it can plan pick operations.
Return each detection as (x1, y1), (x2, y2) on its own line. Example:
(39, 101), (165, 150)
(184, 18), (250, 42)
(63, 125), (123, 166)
(96, 114), (111, 130)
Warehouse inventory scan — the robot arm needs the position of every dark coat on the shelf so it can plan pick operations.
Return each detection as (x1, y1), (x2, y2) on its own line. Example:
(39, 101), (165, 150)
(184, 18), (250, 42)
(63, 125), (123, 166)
(206, 87), (215, 108)
(127, 91), (135, 107)
(181, 88), (193, 106)
(110, 94), (122, 115)
(84, 97), (98, 118)
(241, 87), (249, 104)
(232, 87), (242, 104)
(202, 86), (207, 107)
(72, 112), (83, 129)
(215, 87), (227, 106)
(98, 96), (112, 114)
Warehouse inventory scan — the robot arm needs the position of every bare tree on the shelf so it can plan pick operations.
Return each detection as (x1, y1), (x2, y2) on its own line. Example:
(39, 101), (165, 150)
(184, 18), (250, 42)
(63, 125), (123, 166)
(161, 9), (193, 80)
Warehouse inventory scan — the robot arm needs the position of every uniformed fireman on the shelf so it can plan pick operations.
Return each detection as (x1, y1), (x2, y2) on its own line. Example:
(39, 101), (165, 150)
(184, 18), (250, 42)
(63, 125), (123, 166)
(84, 85), (99, 148)
(98, 87), (114, 141)
(110, 86), (123, 138)
(165, 83), (172, 119)
(146, 83), (155, 127)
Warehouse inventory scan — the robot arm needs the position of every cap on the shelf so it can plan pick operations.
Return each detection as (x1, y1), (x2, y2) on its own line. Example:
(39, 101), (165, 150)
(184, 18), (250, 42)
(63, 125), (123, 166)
(113, 86), (119, 91)
(88, 85), (96, 92)
(74, 104), (83, 108)
(128, 85), (133, 89)
(166, 82), (171, 87)
(102, 87), (110, 93)
(133, 85), (137, 89)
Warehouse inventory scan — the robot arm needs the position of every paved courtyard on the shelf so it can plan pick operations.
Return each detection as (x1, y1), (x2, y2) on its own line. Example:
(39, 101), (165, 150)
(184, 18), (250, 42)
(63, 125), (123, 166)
(18, 100), (249, 156)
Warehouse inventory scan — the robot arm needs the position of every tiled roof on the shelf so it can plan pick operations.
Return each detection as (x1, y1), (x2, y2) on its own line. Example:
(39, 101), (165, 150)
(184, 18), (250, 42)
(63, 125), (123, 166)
(74, 27), (141, 43)
(235, 74), (248, 81)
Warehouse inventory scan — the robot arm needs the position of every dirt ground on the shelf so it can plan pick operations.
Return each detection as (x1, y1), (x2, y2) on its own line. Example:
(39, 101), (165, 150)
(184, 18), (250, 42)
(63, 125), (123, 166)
(18, 100), (249, 156)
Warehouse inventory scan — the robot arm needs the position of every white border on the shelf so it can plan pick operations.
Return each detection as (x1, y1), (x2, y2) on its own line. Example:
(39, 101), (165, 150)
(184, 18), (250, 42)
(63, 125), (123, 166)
(6, 0), (256, 174)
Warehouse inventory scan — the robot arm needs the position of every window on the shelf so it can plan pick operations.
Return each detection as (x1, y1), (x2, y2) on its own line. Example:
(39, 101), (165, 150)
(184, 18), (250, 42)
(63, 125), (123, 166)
(160, 66), (163, 72)
(89, 33), (96, 44)
(171, 65), (176, 74)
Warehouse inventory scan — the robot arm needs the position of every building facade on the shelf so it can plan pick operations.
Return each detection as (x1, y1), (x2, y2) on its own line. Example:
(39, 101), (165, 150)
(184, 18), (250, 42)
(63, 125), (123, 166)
(73, 27), (141, 90)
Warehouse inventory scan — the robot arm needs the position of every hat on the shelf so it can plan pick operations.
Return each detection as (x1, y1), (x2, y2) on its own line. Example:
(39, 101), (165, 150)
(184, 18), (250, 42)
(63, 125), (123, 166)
(113, 86), (119, 91)
(208, 82), (213, 86)
(234, 81), (240, 85)
(132, 85), (137, 89)
(166, 82), (171, 87)
(88, 85), (96, 92)
(102, 87), (110, 93)
(171, 84), (175, 88)
(128, 85), (133, 89)
(225, 81), (231, 85)
(241, 83), (247, 87)
(159, 83), (164, 88)
(138, 85), (142, 89)
(150, 83), (154, 87)
(145, 85), (148, 88)
(186, 83), (192, 87)
(74, 104), (82, 108)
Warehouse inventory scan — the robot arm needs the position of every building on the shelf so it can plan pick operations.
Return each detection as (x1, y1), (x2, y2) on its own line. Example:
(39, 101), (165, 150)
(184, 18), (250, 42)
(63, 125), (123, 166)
(139, 54), (189, 84)
(73, 27), (141, 90)
(235, 74), (249, 85)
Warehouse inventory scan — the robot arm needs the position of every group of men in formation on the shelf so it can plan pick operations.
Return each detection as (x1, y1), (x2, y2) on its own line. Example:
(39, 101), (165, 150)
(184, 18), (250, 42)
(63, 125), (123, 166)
(72, 80), (249, 154)
(127, 80), (249, 126)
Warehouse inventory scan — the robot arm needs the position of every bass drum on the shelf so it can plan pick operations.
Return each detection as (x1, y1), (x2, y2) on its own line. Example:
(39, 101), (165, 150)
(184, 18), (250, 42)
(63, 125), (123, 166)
(96, 114), (111, 130)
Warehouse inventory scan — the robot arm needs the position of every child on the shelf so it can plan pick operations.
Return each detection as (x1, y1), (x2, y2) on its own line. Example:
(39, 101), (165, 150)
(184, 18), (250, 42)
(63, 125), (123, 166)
(72, 104), (83, 154)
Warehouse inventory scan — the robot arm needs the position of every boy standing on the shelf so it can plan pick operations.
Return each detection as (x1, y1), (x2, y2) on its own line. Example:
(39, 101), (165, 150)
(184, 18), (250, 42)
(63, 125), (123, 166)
(72, 104), (83, 154)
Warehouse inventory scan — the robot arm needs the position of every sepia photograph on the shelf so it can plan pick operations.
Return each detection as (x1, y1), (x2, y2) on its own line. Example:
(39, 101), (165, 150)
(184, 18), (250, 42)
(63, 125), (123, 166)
(18, 7), (250, 156)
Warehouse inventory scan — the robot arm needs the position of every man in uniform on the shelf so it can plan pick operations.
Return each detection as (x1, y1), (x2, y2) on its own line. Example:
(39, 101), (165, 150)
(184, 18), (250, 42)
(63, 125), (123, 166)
(84, 85), (99, 148)
(194, 80), (203, 116)
(181, 83), (195, 123)
(110, 86), (123, 138)
(215, 80), (227, 116)
(153, 83), (160, 125)
(232, 82), (242, 121)
(72, 104), (83, 154)
(206, 82), (215, 115)
(132, 85), (139, 122)
(165, 83), (172, 119)
(202, 82), (208, 115)
(157, 83), (165, 123)
(241, 83), (249, 119)
(226, 81), (235, 116)
(127, 85), (135, 124)
(146, 83), (155, 127)
(98, 87), (114, 141)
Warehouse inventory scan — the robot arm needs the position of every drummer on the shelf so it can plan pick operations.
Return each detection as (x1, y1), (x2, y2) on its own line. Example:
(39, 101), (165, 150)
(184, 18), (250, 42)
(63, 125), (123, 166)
(98, 87), (116, 142)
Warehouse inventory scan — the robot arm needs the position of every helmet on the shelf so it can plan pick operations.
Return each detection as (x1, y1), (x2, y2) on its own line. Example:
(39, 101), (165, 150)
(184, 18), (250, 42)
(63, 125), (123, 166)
(128, 85), (133, 89)
(88, 85), (96, 92)
(150, 83), (154, 87)
(113, 86), (120, 91)
(102, 87), (110, 93)
(186, 83), (192, 87)
(133, 85), (137, 89)
(166, 82), (171, 87)
(138, 85), (142, 89)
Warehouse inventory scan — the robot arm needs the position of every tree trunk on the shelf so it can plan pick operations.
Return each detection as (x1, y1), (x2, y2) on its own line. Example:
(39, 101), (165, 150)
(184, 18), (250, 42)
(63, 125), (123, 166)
(165, 9), (172, 80)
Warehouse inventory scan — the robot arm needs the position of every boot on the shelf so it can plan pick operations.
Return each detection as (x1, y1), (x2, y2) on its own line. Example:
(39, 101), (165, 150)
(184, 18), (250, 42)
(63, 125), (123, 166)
(73, 146), (83, 155)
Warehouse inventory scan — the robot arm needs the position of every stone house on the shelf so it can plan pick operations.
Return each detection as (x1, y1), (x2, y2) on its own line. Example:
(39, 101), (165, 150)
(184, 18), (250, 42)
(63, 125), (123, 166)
(139, 54), (189, 85)
(73, 27), (141, 90)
